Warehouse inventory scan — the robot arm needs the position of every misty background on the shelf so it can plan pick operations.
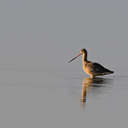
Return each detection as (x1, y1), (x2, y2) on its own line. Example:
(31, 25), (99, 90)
(0, 0), (127, 74)
(0, 1), (128, 128)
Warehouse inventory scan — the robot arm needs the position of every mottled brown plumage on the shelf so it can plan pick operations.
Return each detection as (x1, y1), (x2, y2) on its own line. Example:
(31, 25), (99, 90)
(68, 48), (114, 78)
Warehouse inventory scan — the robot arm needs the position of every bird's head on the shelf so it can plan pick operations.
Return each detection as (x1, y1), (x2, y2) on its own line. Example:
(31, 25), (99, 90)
(80, 48), (87, 55)
(68, 48), (87, 63)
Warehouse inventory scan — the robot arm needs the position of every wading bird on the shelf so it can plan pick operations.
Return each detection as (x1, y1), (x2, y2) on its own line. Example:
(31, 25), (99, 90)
(68, 49), (114, 78)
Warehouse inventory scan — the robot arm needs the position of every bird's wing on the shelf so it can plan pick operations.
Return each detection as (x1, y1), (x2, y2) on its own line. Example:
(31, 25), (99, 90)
(92, 63), (112, 74)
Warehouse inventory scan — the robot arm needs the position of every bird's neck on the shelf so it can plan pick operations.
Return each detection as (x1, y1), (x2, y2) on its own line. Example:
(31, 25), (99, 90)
(82, 53), (88, 65)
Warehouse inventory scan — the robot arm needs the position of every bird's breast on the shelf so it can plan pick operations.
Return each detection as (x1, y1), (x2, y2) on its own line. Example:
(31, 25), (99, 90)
(82, 64), (91, 75)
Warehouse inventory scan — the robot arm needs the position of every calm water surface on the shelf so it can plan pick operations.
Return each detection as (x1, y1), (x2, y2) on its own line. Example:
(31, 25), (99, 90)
(0, 65), (128, 128)
(1, 0), (128, 127)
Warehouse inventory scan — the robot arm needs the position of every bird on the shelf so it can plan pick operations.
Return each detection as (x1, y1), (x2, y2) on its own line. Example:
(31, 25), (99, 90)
(68, 48), (114, 78)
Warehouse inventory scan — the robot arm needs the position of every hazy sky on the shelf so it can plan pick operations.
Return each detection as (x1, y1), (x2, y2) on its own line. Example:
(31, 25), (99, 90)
(0, 0), (128, 72)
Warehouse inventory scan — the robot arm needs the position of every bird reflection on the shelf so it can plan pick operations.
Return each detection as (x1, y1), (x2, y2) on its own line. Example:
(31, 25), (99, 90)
(80, 77), (112, 104)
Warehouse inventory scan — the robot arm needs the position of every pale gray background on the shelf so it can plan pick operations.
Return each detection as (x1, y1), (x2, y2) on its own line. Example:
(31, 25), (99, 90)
(0, 0), (128, 128)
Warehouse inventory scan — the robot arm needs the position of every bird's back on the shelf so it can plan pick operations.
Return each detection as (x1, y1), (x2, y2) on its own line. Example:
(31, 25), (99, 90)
(84, 62), (114, 77)
(92, 62), (114, 75)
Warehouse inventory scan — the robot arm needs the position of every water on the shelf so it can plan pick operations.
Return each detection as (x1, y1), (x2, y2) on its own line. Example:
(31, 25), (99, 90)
(0, 64), (128, 128)
(1, 0), (128, 127)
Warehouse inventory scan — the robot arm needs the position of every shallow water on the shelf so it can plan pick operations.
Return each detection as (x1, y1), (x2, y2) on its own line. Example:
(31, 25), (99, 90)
(1, 0), (128, 127)
(0, 65), (128, 128)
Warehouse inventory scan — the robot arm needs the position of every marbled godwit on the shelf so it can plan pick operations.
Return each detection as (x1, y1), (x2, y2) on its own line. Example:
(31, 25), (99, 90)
(68, 49), (114, 78)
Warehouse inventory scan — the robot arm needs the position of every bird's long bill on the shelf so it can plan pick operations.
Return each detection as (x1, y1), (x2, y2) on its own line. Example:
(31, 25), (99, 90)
(68, 53), (81, 63)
